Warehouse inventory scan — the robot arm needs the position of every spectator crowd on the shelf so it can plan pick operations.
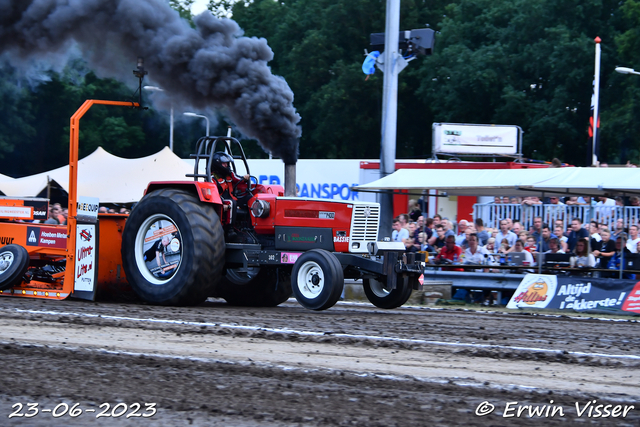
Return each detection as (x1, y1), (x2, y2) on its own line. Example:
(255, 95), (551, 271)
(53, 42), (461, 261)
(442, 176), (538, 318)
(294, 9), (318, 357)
(392, 196), (640, 278)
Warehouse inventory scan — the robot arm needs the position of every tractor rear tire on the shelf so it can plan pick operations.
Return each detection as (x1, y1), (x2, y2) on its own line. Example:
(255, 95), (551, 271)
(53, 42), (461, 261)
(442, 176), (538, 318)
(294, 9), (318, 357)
(217, 267), (292, 307)
(291, 249), (344, 311)
(122, 188), (224, 306)
(363, 275), (413, 309)
(0, 244), (29, 290)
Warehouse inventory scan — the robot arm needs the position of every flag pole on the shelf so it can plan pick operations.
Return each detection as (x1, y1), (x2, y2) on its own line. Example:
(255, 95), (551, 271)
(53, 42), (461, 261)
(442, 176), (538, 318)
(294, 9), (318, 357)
(592, 36), (601, 166)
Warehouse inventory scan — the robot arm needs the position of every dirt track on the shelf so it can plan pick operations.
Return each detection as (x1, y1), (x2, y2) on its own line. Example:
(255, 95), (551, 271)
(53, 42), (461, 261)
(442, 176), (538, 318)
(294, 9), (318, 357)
(0, 296), (638, 426)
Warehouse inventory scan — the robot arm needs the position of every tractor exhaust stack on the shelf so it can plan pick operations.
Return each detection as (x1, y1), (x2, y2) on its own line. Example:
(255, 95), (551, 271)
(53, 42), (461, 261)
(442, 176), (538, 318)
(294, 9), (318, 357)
(284, 163), (296, 197)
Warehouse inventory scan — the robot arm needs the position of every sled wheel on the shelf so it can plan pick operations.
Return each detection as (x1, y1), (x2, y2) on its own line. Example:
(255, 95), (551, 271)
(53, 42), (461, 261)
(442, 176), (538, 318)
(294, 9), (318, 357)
(291, 249), (343, 311)
(122, 188), (224, 306)
(217, 267), (292, 307)
(363, 275), (413, 309)
(0, 245), (29, 290)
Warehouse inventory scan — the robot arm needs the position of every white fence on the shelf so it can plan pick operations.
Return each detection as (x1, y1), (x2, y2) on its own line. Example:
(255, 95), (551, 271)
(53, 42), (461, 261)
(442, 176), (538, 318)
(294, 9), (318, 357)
(473, 203), (640, 231)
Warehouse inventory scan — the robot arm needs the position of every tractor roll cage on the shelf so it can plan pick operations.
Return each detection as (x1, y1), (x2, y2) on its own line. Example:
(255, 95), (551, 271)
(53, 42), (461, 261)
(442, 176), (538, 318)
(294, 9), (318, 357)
(187, 136), (251, 183)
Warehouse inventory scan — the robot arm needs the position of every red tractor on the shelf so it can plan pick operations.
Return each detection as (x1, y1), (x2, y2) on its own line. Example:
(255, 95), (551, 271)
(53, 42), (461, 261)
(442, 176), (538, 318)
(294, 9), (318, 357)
(121, 135), (425, 310)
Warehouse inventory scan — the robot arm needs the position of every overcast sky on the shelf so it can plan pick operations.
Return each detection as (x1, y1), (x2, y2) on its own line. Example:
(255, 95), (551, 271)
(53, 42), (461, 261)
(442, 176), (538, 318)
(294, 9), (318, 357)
(191, 0), (209, 15)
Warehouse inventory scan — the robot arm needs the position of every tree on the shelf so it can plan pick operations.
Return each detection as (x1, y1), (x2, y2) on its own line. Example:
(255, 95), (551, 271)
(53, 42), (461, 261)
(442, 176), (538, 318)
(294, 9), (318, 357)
(230, 0), (446, 159)
(416, 0), (621, 165)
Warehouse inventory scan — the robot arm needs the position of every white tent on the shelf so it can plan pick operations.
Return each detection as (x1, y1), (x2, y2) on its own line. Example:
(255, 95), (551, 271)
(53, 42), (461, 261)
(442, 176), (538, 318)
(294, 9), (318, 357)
(352, 167), (640, 197)
(0, 147), (194, 203)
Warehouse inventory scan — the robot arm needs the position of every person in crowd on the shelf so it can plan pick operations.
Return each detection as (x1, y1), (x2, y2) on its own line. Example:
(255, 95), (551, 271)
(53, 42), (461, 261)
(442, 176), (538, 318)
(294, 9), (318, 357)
(589, 221), (602, 252)
(495, 219), (518, 249)
(565, 196), (582, 205)
(511, 240), (536, 271)
(511, 220), (523, 235)
(408, 199), (422, 222)
(545, 237), (565, 254)
(553, 219), (565, 235)
(432, 214), (442, 227)
(405, 221), (418, 252)
(525, 235), (538, 254)
(626, 225), (640, 253)
(415, 216), (430, 240)
(522, 196), (543, 206)
(408, 221), (417, 238)
(398, 214), (410, 230)
(630, 196), (640, 207)
(615, 196), (625, 207)
(459, 228), (475, 250)
(530, 216), (543, 241)
(430, 224), (447, 251)
(44, 205), (59, 224)
(517, 231), (529, 245)
(424, 217), (435, 239)
(417, 232), (433, 253)
(45, 203), (66, 224)
(503, 217), (513, 230)
(440, 218), (455, 238)
(612, 218), (626, 240)
(98, 206), (109, 213)
(475, 218), (490, 246)
(391, 218), (409, 243)
(536, 224), (557, 252)
(567, 217), (589, 252)
(548, 196), (564, 205)
(607, 233), (635, 279)
(455, 219), (469, 246)
(502, 196), (510, 204)
(595, 196), (616, 225)
(493, 196), (501, 204)
(463, 233), (490, 267)
(553, 225), (569, 252)
(572, 238), (596, 269)
(485, 237), (496, 253)
(434, 235), (463, 271)
(593, 228), (615, 268)
(497, 238), (511, 255)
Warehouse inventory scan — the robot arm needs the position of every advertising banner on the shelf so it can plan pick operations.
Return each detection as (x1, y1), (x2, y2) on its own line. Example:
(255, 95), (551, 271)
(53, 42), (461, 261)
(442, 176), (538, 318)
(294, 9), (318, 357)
(77, 196), (99, 223)
(508, 274), (638, 314)
(74, 224), (96, 292)
(433, 123), (519, 155)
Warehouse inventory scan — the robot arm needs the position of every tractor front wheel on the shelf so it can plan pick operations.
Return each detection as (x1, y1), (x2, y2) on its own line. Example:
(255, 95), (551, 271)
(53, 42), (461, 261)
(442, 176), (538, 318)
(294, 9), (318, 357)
(121, 188), (224, 306)
(363, 276), (413, 309)
(291, 249), (343, 311)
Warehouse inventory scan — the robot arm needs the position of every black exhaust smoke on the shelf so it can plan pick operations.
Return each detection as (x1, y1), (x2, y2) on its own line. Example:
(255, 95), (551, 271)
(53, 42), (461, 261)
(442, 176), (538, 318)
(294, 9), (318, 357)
(0, 0), (300, 163)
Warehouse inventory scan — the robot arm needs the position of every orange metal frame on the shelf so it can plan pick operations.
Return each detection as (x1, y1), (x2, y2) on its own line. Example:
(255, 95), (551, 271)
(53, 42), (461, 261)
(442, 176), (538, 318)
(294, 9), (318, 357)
(1, 100), (139, 300)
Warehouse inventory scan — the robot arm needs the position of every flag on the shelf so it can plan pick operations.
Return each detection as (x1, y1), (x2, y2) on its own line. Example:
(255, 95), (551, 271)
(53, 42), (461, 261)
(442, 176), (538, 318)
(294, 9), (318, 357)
(588, 79), (600, 164)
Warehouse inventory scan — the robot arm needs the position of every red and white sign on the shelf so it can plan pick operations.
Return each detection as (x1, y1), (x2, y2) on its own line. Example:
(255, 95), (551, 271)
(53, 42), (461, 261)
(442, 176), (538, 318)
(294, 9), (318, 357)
(74, 224), (96, 292)
(621, 283), (640, 314)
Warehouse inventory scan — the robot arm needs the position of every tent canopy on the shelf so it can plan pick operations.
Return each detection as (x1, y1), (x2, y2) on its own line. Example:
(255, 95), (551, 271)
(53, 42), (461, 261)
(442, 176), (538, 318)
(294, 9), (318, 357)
(0, 147), (193, 203)
(352, 167), (640, 198)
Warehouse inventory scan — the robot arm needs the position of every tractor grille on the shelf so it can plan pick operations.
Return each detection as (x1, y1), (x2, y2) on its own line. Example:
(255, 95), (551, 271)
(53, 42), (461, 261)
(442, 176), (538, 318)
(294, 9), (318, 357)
(349, 204), (380, 252)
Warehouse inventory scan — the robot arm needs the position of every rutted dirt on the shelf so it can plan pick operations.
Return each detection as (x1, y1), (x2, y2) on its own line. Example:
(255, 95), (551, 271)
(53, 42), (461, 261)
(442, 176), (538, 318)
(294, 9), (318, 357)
(0, 297), (638, 426)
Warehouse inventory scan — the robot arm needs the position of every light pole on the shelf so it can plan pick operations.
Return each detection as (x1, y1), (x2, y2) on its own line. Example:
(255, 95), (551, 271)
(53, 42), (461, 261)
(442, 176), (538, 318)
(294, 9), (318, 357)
(143, 86), (174, 151)
(615, 66), (640, 76)
(184, 112), (210, 136)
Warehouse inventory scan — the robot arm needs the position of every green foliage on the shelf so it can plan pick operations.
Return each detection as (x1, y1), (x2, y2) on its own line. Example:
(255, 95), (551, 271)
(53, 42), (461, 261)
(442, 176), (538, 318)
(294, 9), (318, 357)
(169, 0), (195, 22)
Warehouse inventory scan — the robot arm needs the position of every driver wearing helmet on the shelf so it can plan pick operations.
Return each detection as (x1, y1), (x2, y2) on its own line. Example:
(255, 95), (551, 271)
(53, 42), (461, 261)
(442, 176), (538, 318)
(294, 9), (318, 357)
(211, 151), (251, 212)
